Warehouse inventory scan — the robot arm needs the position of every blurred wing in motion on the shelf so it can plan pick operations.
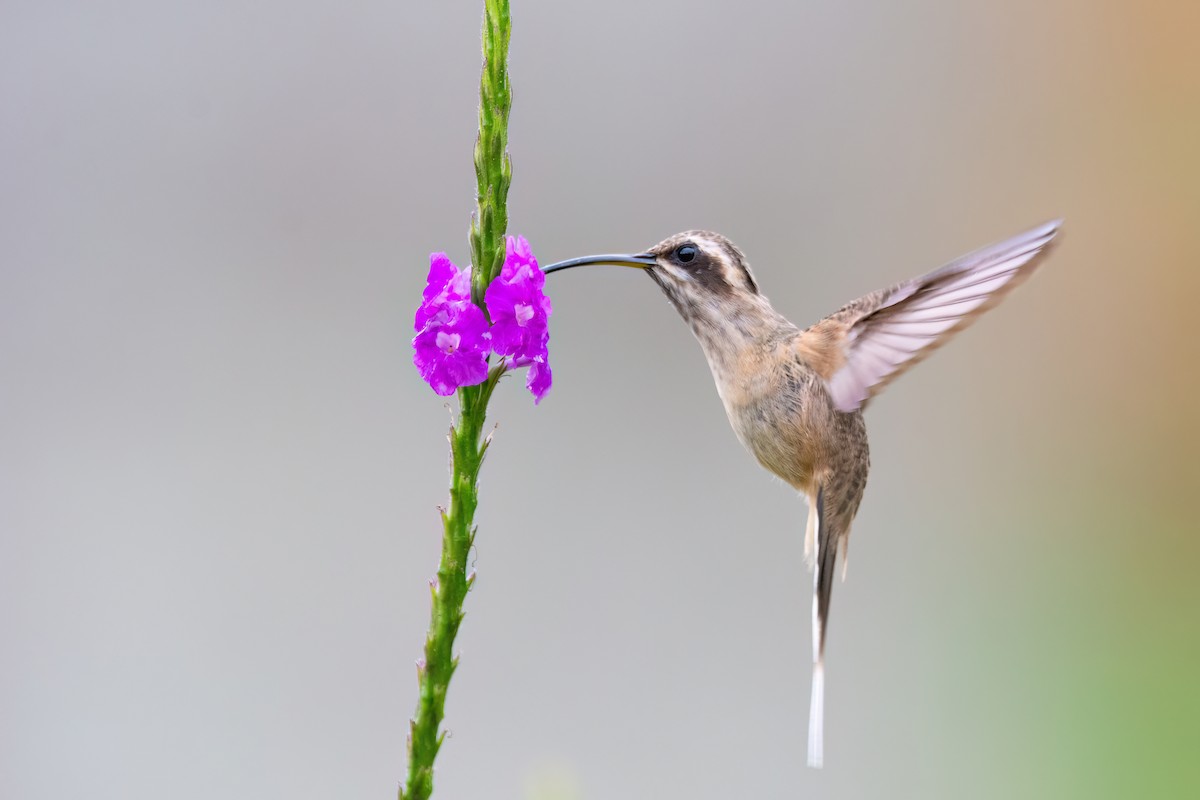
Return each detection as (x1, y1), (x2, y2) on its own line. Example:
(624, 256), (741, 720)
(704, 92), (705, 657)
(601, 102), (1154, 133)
(805, 220), (1061, 413)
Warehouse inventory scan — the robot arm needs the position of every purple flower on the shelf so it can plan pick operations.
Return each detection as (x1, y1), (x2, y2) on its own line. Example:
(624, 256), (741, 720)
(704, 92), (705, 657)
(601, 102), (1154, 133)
(526, 359), (552, 404)
(413, 254), (490, 396)
(415, 252), (472, 330)
(412, 238), (554, 402)
(485, 236), (552, 362)
(486, 235), (553, 402)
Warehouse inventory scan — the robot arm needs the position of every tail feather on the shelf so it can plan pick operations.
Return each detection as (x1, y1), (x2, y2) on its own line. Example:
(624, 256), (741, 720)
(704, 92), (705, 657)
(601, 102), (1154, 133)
(803, 495), (818, 567)
(808, 659), (825, 767)
(808, 485), (839, 768)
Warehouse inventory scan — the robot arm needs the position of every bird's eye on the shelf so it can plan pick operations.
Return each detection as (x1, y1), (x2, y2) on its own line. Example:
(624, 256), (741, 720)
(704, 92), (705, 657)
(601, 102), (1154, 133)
(674, 244), (698, 263)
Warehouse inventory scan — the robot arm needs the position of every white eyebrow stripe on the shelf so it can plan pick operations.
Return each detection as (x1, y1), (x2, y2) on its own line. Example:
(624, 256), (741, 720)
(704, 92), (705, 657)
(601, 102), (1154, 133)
(702, 237), (755, 292)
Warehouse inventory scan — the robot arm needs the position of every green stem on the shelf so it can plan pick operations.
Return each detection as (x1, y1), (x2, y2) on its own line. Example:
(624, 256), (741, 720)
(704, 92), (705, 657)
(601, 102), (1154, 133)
(402, 2), (511, 798)
(471, 0), (512, 303)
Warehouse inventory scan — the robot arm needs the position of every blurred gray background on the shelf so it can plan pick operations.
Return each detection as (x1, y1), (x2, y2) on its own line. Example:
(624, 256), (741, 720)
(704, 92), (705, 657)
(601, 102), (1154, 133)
(3, 2), (1198, 798)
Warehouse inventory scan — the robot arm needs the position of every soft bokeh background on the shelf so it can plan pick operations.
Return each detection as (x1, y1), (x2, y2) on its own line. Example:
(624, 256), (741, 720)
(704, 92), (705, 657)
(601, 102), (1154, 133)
(3, 1), (1198, 798)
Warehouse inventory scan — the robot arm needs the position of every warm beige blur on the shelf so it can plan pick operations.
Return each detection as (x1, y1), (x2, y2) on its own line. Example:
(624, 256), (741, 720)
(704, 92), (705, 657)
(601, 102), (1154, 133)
(2, 2), (1197, 799)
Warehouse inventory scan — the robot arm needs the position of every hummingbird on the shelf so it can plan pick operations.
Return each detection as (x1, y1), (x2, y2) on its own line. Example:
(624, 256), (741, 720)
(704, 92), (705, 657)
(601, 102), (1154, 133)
(542, 219), (1061, 767)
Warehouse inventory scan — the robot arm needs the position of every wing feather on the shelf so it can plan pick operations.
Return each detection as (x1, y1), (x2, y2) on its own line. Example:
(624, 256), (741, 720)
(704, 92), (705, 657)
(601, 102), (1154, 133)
(821, 220), (1061, 412)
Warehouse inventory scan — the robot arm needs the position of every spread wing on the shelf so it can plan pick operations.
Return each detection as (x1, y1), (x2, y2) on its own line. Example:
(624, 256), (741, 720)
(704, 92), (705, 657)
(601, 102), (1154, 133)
(802, 220), (1061, 413)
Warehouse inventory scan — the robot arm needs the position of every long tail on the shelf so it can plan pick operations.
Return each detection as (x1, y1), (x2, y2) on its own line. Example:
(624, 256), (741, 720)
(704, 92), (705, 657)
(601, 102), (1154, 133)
(807, 486), (838, 768)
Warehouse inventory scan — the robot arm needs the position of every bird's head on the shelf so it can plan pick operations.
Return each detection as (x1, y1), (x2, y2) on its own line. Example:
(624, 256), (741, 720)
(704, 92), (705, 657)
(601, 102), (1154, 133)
(542, 230), (762, 322)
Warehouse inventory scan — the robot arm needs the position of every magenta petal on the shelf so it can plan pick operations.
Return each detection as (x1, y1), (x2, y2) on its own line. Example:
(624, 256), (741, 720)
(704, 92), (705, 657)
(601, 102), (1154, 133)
(416, 253), (473, 330)
(412, 299), (490, 396)
(505, 235), (539, 275)
(486, 288), (547, 358)
(485, 236), (552, 363)
(428, 345), (489, 395)
(423, 254), (457, 301)
(526, 358), (552, 404)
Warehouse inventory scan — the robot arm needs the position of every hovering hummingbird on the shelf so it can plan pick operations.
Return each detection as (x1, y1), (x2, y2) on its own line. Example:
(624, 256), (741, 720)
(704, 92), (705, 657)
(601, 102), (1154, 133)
(542, 220), (1061, 767)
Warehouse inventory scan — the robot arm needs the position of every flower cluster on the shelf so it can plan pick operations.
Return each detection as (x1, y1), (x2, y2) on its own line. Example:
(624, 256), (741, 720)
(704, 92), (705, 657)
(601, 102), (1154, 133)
(412, 236), (552, 402)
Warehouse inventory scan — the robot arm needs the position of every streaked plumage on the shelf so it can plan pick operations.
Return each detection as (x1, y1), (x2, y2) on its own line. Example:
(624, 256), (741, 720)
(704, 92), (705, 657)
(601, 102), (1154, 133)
(542, 220), (1062, 767)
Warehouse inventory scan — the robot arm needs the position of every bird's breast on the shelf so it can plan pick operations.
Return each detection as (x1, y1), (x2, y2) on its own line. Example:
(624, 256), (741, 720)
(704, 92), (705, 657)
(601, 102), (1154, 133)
(712, 342), (828, 492)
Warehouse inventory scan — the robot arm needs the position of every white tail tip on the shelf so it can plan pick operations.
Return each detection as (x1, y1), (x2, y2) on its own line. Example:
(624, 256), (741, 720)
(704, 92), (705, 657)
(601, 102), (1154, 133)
(807, 660), (824, 768)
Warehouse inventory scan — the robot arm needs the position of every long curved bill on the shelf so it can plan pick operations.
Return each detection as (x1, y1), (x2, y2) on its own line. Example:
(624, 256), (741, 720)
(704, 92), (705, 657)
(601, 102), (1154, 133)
(541, 253), (656, 275)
